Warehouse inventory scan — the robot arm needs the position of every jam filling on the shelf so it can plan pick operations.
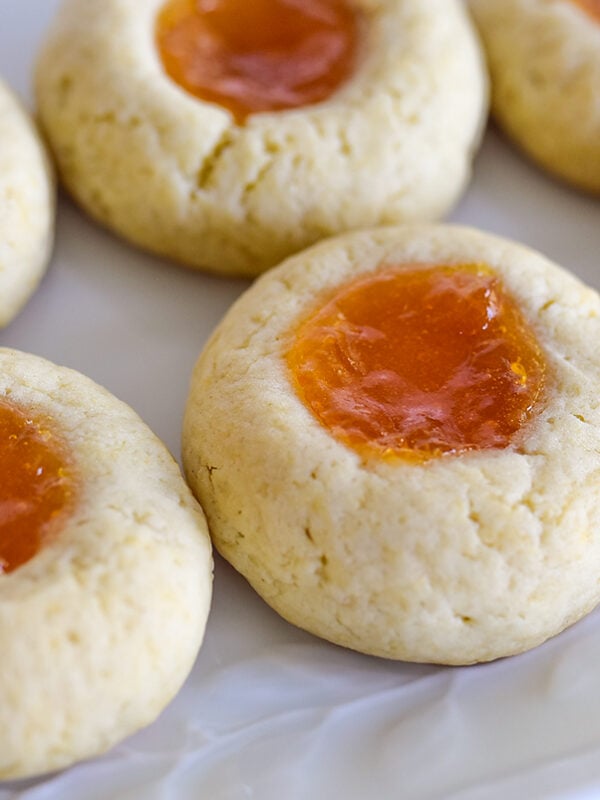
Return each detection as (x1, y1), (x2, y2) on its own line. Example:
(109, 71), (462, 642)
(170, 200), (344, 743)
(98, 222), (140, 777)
(569, 0), (600, 21)
(287, 264), (546, 461)
(0, 400), (76, 574)
(156, 0), (360, 122)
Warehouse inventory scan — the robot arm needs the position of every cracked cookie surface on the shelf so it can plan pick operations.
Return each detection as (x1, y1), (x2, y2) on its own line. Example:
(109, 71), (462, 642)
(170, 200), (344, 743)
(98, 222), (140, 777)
(35, 0), (487, 276)
(182, 224), (600, 664)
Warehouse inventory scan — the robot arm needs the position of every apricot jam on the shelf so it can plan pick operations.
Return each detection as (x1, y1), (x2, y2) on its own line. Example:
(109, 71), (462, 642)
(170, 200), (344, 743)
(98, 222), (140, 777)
(0, 400), (75, 574)
(156, 0), (360, 122)
(287, 264), (546, 461)
(569, 0), (600, 21)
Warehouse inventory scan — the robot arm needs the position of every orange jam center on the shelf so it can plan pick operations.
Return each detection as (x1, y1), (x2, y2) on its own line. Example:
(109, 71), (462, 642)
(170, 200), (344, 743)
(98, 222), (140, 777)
(286, 264), (546, 461)
(0, 400), (76, 574)
(156, 0), (360, 122)
(569, 0), (600, 21)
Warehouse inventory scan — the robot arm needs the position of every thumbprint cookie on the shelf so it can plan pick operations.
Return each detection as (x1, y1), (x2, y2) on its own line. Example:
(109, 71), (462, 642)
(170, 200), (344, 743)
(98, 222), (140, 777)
(35, 0), (487, 276)
(0, 348), (212, 779)
(183, 224), (600, 664)
(469, 0), (600, 193)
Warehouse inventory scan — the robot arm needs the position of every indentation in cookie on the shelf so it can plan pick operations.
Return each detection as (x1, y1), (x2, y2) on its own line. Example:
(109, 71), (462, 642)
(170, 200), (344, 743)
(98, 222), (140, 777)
(286, 264), (546, 461)
(156, 0), (360, 122)
(0, 400), (76, 573)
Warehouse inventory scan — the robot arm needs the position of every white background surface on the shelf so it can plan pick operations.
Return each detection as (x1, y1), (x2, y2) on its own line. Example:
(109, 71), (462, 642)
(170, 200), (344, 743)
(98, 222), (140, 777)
(1, 2), (600, 798)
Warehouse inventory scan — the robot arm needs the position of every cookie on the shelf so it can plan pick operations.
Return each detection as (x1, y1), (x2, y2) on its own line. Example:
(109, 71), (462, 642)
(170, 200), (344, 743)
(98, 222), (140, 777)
(0, 79), (54, 327)
(35, 0), (487, 276)
(0, 348), (212, 779)
(182, 224), (600, 664)
(468, 0), (600, 193)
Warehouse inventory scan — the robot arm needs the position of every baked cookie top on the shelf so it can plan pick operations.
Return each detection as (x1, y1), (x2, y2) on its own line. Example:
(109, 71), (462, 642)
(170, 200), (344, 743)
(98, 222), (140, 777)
(468, 0), (600, 193)
(0, 348), (212, 780)
(183, 224), (600, 664)
(0, 79), (54, 327)
(35, 0), (487, 276)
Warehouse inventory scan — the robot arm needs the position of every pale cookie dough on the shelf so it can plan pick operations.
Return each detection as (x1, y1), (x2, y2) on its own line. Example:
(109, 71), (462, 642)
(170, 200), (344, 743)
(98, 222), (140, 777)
(35, 0), (487, 276)
(0, 79), (54, 327)
(183, 224), (600, 665)
(0, 348), (212, 780)
(468, 0), (600, 194)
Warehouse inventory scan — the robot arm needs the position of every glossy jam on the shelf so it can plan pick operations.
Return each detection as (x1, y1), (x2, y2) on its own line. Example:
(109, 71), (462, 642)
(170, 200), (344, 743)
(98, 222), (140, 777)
(569, 0), (600, 21)
(287, 264), (546, 461)
(156, 0), (360, 122)
(0, 401), (75, 574)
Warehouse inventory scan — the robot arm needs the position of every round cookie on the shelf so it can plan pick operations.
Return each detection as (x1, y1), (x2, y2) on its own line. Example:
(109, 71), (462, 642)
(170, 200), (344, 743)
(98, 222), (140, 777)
(35, 0), (487, 277)
(0, 348), (212, 780)
(182, 224), (600, 665)
(468, 0), (600, 194)
(0, 79), (54, 326)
